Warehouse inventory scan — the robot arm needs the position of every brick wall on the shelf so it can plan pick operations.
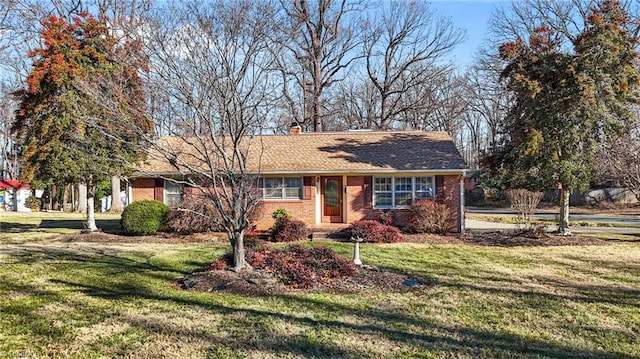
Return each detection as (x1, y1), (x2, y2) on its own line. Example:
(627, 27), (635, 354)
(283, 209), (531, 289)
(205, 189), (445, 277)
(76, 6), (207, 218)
(131, 178), (155, 202)
(254, 176), (317, 230)
(437, 175), (463, 232)
(255, 199), (315, 230)
(345, 174), (463, 232)
(130, 173), (464, 233)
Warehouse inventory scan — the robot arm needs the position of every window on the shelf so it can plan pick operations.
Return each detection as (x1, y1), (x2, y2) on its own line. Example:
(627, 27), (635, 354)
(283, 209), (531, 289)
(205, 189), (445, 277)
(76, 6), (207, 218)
(261, 177), (303, 200)
(415, 177), (434, 199)
(374, 177), (392, 207)
(164, 180), (183, 207)
(374, 176), (434, 208)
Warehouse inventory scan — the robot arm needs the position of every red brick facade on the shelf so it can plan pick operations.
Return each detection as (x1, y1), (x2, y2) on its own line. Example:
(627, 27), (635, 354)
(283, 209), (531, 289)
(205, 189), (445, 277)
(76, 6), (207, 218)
(131, 173), (464, 232)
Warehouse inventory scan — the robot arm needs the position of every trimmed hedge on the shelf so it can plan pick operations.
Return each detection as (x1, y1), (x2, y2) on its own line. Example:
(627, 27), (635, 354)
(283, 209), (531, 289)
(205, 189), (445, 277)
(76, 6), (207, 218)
(120, 200), (169, 235)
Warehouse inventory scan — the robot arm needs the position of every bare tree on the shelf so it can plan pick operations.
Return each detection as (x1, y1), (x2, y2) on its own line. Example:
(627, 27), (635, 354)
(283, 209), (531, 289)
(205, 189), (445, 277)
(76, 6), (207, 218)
(403, 71), (467, 136)
(332, 76), (378, 129)
(460, 53), (513, 168)
(0, 86), (20, 179)
(363, 0), (464, 130)
(143, 0), (276, 271)
(596, 118), (640, 201)
(93, 0), (152, 213)
(275, 0), (364, 132)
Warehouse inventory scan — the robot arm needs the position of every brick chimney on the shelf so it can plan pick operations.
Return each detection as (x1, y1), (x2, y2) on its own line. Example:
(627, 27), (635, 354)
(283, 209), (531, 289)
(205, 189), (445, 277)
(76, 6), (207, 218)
(289, 123), (302, 134)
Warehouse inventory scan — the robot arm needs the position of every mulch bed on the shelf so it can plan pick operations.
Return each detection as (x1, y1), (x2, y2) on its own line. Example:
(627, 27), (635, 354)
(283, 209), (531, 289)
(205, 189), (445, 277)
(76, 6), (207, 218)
(178, 266), (426, 296)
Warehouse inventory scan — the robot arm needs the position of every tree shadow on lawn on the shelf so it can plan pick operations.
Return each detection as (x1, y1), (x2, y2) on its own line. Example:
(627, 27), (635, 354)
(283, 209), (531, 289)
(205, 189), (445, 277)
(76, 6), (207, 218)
(2, 244), (192, 278)
(0, 219), (121, 234)
(18, 247), (627, 358)
(4, 246), (638, 358)
(51, 275), (636, 359)
(434, 273), (640, 308)
(39, 219), (122, 233)
(0, 222), (40, 233)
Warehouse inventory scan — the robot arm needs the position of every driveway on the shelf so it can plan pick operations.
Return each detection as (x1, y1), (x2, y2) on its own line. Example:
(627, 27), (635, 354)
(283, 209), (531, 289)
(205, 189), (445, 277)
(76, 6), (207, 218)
(466, 207), (640, 236)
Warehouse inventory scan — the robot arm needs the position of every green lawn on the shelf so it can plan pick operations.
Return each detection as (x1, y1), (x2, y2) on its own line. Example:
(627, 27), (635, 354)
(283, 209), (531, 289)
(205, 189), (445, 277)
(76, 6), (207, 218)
(1, 213), (639, 358)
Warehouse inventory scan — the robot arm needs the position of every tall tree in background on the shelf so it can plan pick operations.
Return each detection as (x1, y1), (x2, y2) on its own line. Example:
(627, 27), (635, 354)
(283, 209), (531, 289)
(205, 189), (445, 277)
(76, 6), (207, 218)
(488, 0), (639, 235)
(145, 0), (274, 271)
(363, 0), (464, 130)
(275, 0), (363, 132)
(96, 0), (152, 212)
(579, 0), (640, 201)
(495, 27), (587, 235)
(12, 13), (150, 230)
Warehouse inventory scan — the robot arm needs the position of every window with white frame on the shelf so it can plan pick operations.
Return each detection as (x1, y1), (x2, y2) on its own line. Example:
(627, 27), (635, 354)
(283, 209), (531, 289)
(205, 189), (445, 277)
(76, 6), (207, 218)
(261, 177), (303, 200)
(374, 176), (434, 208)
(164, 180), (183, 207)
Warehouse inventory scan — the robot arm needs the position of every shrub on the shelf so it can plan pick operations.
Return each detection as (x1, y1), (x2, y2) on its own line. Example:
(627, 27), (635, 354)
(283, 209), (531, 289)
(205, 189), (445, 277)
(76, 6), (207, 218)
(164, 196), (223, 233)
(204, 244), (356, 288)
(345, 220), (404, 243)
(376, 210), (394, 225)
(270, 217), (310, 242)
(259, 244), (356, 288)
(506, 188), (544, 222)
(25, 195), (40, 211)
(407, 198), (451, 234)
(271, 207), (291, 220)
(120, 200), (169, 235)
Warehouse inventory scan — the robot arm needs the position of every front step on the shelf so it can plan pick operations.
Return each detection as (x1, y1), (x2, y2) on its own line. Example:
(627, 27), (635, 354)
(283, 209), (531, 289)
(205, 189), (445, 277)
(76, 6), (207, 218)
(309, 227), (348, 241)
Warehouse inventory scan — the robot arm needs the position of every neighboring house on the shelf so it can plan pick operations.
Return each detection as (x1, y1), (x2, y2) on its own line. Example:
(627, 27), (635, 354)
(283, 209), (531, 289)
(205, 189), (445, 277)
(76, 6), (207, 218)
(129, 130), (468, 232)
(0, 179), (31, 212)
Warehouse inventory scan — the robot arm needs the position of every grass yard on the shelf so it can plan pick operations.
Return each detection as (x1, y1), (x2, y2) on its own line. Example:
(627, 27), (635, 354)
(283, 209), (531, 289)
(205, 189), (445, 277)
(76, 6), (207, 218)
(1, 212), (639, 358)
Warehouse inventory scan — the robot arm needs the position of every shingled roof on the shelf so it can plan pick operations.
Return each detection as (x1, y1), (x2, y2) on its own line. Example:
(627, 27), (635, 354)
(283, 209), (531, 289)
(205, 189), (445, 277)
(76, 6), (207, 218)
(136, 130), (467, 175)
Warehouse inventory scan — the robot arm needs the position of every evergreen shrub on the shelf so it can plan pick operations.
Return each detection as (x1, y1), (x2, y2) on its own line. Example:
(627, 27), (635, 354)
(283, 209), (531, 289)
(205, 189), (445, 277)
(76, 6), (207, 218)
(120, 200), (169, 235)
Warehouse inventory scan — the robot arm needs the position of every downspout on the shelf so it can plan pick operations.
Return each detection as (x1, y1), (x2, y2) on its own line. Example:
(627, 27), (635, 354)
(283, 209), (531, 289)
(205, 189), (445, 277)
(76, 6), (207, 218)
(459, 170), (466, 234)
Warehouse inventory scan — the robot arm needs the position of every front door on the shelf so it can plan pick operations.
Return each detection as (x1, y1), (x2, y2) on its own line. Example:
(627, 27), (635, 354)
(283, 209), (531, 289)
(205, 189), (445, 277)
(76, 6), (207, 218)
(322, 176), (343, 223)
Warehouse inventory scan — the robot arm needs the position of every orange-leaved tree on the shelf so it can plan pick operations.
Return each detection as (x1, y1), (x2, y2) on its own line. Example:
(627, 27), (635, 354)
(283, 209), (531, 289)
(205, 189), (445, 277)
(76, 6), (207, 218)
(12, 12), (152, 231)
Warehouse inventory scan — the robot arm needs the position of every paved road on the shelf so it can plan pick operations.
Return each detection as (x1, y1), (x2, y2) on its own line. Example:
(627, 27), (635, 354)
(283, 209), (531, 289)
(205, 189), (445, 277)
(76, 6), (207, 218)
(466, 207), (640, 236)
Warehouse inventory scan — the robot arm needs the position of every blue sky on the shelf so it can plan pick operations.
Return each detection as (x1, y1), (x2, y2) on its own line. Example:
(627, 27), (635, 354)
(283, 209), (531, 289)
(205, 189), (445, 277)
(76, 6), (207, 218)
(429, 0), (510, 69)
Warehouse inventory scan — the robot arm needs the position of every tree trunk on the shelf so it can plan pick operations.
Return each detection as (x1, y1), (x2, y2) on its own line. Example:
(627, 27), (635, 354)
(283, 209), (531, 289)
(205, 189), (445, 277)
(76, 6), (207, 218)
(558, 187), (572, 236)
(231, 229), (251, 272)
(84, 176), (99, 233)
(109, 174), (123, 213)
(51, 184), (59, 211)
(78, 182), (87, 213)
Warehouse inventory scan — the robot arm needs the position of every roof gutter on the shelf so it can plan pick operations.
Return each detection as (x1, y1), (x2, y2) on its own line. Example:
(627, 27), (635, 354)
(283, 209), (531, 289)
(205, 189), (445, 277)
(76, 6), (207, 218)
(131, 168), (468, 178)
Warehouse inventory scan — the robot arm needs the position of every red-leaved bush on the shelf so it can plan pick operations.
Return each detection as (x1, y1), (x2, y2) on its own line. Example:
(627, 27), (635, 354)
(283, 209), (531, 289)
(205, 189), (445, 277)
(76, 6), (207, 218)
(407, 198), (450, 234)
(204, 244), (356, 288)
(344, 220), (404, 243)
(270, 217), (310, 242)
(253, 245), (356, 288)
